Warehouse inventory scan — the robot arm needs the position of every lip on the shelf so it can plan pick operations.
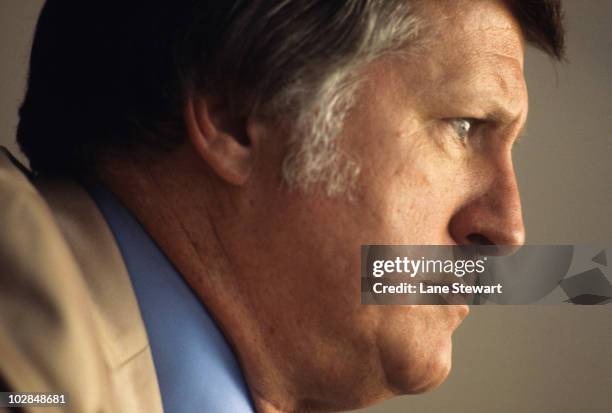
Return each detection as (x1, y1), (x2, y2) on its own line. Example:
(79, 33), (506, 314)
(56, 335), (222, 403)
(456, 303), (470, 319)
(418, 275), (476, 306)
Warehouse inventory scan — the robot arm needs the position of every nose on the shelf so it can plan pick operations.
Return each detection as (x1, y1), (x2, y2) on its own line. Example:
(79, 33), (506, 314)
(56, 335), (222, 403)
(448, 163), (525, 247)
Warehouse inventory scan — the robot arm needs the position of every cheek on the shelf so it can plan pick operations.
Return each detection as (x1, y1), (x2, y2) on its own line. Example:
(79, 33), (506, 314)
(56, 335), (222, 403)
(354, 150), (458, 245)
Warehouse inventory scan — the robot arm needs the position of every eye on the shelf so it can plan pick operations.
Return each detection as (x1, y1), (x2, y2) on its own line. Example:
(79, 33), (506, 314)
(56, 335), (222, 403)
(449, 118), (474, 140)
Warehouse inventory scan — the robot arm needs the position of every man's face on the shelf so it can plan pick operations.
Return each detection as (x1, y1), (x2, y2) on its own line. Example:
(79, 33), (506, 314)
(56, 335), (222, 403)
(229, 0), (527, 408)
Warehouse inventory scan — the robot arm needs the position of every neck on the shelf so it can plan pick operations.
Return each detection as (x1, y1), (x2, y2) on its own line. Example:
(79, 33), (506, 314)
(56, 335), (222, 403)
(95, 145), (306, 413)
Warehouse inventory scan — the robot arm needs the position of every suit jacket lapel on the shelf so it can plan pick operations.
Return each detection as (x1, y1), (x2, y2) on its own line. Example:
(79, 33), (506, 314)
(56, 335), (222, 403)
(35, 177), (164, 413)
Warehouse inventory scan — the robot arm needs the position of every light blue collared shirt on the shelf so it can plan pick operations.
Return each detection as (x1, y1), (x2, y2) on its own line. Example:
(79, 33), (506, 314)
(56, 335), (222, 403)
(88, 185), (254, 413)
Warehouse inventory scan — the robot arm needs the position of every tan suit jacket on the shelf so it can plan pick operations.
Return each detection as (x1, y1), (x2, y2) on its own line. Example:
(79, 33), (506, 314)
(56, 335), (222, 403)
(0, 148), (163, 413)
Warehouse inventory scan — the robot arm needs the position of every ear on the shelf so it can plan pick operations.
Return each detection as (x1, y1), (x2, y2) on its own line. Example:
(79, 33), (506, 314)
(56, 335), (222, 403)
(184, 95), (255, 185)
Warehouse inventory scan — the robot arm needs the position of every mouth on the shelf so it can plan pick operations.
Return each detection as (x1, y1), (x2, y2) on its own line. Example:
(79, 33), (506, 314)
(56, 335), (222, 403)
(416, 272), (478, 306)
(453, 303), (470, 324)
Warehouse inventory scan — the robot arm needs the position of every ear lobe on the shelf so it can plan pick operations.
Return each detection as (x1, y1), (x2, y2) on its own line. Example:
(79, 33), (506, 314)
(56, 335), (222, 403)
(184, 95), (254, 185)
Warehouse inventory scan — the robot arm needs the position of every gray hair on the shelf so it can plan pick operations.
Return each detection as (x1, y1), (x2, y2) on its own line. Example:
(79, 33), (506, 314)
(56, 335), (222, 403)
(205, 1), (423, 197)
(278, 3), (422, 196)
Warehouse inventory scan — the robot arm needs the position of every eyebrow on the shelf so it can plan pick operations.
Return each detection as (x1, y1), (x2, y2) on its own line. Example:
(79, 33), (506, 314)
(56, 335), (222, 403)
(483, 105), (528, 143)
(469, 79), (528, 140)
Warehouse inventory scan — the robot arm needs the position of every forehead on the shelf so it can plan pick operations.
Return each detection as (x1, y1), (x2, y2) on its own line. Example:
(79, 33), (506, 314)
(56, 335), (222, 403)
(387, 0), (528, 120)
(417, 0), (525, 74)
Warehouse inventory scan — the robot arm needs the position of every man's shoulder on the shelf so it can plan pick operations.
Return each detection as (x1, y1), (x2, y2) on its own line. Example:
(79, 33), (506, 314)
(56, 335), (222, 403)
(0, 149), (118, 410)
(0, 149), (162, 413)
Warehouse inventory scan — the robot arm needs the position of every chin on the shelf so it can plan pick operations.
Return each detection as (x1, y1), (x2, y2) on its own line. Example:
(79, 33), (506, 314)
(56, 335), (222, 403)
(377, 311), (459, 396)
(407, 350), (453, 394)
(397, 339), (453, 395)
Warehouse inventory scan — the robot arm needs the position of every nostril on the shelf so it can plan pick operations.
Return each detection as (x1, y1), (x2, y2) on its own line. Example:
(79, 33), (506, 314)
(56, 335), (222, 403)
(466, 233), (494, 245)
(465, 233), (503, 257)
(465, 234), (522, 257)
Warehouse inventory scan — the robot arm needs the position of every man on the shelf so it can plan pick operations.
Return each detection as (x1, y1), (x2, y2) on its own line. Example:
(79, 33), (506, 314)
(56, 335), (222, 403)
(0, 0), (564, 412)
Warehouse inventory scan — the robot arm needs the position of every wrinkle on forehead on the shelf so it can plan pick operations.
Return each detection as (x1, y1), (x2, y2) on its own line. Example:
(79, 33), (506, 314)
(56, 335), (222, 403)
(354, 0), (529, 144)
(391, 0), (528, 118)
(422, 0), (525, 65)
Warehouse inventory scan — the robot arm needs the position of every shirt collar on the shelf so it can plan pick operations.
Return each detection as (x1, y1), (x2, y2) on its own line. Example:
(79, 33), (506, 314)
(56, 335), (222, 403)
(88, 185), (255, 413)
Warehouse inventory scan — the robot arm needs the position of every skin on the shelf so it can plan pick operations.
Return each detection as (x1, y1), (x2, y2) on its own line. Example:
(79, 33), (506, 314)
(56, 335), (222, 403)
(97, 0), (527, 411)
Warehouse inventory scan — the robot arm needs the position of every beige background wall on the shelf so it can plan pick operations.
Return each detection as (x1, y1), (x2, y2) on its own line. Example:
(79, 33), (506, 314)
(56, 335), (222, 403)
(1, 1), (610, 412)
